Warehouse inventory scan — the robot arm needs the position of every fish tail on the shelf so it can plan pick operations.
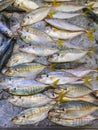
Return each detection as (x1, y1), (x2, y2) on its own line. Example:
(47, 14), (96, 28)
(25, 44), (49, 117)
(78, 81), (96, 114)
(83, 75), (93, 87)
(49, 63), (57, 71)
(86, 46), (96, 58)
(86, 29), (95, 42)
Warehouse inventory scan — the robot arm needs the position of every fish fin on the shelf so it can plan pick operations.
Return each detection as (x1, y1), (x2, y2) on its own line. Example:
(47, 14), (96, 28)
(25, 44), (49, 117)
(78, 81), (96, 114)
(50, 63), (57, 71)
(55, 39), (65, 48)
(84, 75), (92, 87)
(53, 79), (60, 86)
(87, 29), (95, 42)
(87, 3), (94, 10)
(48, 11), (57, 18)
(52, 1), (61, 7)
(58, 91), (68, 103)
(96, 76), (98, 80)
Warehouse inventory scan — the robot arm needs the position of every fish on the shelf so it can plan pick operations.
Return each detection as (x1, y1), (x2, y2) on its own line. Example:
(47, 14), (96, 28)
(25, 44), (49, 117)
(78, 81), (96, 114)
(48, 11), (81, 19)
(0, 39), (12, 58)
(0, 0), (15, 11)
(17, 27), (53, 44)
(3, 79), (49, 95)
(36, 71), (80, 85)
(45, 26), (84, 40)
(2, 63), (46, 77)
(6, 52), (36, 67)
(8, 93), (53, 108)
(0, 38), (15, 70)
(52, 101), (98, 119)
(12, 105), (53, 125)
(21, 7), (50, 26)
(49, 115), (98, 127)
(48, 48), (92, 63)
(44, 0), (72, 2)
(45, 19), (86, 32)
(0, 22), (13, 37)
(57, 84), (93, 98)
(64, 67), (98, 77)
(51, 3), (85, 13)
(13, 0), (39, 12)
(19, 43), (59, 57)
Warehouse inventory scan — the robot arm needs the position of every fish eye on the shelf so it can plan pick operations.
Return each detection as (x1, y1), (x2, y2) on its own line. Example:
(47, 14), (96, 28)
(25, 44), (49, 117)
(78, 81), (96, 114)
(19, 96), (21, 99)
(46, 74), (49, 77)
(22, 115), (25, 118)
(14, 88), (16, 90)
(57, 53), (60, 56)
(29, 44), (32, 46)
(27, 16), (30, 19)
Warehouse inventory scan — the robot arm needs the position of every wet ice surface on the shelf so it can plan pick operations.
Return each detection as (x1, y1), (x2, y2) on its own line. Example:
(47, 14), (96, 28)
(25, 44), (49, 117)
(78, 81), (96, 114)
(0, 0), (98, 128)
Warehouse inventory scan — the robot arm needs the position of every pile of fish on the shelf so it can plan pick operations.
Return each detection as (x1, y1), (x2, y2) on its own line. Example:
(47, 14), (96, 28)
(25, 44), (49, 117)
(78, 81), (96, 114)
(0, 0), (98, 128)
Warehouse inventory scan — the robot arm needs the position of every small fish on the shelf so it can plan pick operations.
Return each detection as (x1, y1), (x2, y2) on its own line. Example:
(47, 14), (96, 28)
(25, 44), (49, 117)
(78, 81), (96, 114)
(51, 3), (85, 13)
(52, 101), (98, 119)
(64, 67), (98, 77)
(21, 7), (50, 26)
(12, 105), (53, 125)
(49, 115), (98, 127)
(36, 71), (80, 85)
(13, 0), (39, 12)
(45, 26), (84, 40)
(2, 63), (46, 77)
(17, 27), (53, 44)
(0, 38), (15, 70)
(0, 0), (15, 11)
(45, 19), (86, 32)
(44, 0), (71, 2)
(3, 79), (49, 95)
(6, 52), (36, 67)
(48, 11), (81, 19)
(48, 48), (92, 63)
(8, 94), (53, 108)
(57, 84), (93, 98)
(0, 22), (13, 37)
(19, 43), (59, 57)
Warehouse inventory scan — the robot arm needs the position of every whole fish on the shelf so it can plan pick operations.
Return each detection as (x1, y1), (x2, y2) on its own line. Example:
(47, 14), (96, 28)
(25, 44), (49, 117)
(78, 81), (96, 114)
(17, 27), (53, 44)
(48, 11), (81, 19)
(45, 26), (84, 40)
(2, 63), (46, 77)
(48, 49), (90, 63)
(52, 101), (98, 119)
(64, 67), (98, 77)
(55, 84), (93, 98)
(13, 0), (39, 12)
(49, 115), (98, 127)
(3, 79), (49, 95)
(0, 0), (15, 11)
(21, 7), (50, 26)
(0, 22), (12, 37)
(0, 39), (11, 58)
(44, 0), (71, 2)
(12, 105), (53, 125)
(45, 19), (86, 32)
(19, 43), (59, 57)
(8, 94), (53, 108)
(0, 38), (15, 70)
(51, 3), (85, 13)
(6, 52), (36, 67)
(36, 71), (80, 85)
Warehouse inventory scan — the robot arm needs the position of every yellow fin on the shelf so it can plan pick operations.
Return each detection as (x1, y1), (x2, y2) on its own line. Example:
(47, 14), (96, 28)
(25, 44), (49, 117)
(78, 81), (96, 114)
(87, 47), (96, 58)
(87, 29), (95, 42)
(87, 3), (94, 10)
(50, 63), (57, 71)
(48, 11), (57, 18)
(55, 39), (65, 48)
(84, 75), (92, 87)
(96, 76), (98, 80)
(59, 91), (67, 103)
(53, 79), (60, 86)
(95, 68), (98, 72)
(52, 1), (61, 7)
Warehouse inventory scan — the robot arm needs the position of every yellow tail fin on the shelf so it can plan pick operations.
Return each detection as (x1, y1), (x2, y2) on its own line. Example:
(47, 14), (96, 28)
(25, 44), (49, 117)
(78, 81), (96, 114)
(84, 75), (93, 87)
(87, 29), (95, 42)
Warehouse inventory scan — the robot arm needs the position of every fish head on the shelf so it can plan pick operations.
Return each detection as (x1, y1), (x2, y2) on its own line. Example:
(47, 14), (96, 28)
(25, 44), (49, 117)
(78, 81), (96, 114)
(21, 15), (32, 27)
(19, 43), (34, 52)
(44, 89), (58, 99)
(12, 115), (25, 124)
(48, 53), (60, 62)
(8, 95), (20, 103)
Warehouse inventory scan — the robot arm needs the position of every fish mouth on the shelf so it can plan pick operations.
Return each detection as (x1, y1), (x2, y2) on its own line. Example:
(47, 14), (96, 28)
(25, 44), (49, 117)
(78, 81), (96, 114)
(35, 74), (42, 81)
(11, 116), (18, 123)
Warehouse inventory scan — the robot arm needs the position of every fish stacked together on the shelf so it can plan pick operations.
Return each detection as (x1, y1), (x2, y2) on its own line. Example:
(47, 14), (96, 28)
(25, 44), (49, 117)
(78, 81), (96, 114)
(0, 0), (98, 128)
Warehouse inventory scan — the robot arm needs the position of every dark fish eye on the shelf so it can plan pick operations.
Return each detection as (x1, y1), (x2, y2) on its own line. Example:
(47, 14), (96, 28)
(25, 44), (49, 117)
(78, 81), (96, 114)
(27, 16), (30, 19)
(22, 115), (25, 118)
(14, 88), (16, 90)
(29, 43), (32, 46)
(57, 53), (60, 56)
(19, 96), (21, 99)
(46, 74), (49, 77)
